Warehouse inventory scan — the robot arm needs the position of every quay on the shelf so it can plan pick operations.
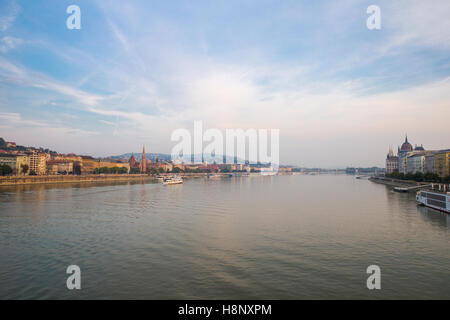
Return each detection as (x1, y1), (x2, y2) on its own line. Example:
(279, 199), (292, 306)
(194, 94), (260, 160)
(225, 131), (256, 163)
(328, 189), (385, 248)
(0, 172), (273, 187)
(0, 174), (155, 186)
(369, 176), (450, 193)
(369, 176), (429, 190)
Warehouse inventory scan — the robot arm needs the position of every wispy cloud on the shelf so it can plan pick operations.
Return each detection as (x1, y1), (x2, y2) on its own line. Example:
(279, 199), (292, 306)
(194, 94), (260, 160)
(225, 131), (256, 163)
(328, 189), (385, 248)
(0, 36), (23, 53)
(0, 0), (20, 32)
(0, 58), (105, 106)
(0, 0), (449, 164)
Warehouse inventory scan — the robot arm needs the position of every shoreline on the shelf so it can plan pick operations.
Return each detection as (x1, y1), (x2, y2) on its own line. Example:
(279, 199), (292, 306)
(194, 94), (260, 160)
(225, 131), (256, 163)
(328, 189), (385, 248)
(0, 174), (156, 186)
(0, 172), (271, 186)
(368, 176), (431, 189)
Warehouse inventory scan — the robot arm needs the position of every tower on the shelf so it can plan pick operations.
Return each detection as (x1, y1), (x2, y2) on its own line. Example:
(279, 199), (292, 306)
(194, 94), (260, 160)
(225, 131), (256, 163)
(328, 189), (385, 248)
(129, 153), (137, 168)
(140, 145), (146, 173)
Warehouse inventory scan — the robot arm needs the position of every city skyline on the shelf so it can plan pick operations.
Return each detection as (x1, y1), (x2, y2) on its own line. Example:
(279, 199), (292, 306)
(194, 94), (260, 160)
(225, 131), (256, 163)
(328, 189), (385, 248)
(1, 0), (450, 167)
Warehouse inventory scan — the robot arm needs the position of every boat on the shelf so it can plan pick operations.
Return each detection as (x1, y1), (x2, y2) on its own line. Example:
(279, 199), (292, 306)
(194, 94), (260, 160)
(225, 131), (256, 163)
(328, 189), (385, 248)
(206, 174), (221, 179)
(260, 171), (276, 176)
(394, 187), (409, 193)
(162, 176), (183, 185)
(416, 189), (450, 214)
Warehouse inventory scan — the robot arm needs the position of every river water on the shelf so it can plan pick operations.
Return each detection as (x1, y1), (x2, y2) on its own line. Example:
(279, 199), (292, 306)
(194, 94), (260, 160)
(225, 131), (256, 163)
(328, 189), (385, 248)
(0, 175), (448, 299)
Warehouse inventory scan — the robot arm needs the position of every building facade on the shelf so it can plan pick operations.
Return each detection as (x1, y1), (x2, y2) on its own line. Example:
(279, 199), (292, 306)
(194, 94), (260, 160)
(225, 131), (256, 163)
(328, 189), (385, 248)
(434, 150), (450, 178)
(46, 160), (74, 175)
(28, 151), (47, 175)
(385, 146), (398, 174)
(0, 154), (30, 175)
(424, 154), (435, 174)
(406, 154), (425, 174)
(397, 136), (413, 174)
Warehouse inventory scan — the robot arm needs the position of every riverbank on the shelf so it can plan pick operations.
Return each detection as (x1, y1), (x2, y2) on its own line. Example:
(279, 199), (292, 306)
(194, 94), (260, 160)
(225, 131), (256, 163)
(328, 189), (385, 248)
(0, 171), (292, 187)
(0, 174), (155, 186)
(369, 176), (431, 188)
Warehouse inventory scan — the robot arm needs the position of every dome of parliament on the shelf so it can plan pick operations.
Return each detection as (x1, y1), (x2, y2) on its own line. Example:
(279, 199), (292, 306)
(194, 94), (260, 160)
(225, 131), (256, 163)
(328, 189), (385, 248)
(400, 136), (413, 152)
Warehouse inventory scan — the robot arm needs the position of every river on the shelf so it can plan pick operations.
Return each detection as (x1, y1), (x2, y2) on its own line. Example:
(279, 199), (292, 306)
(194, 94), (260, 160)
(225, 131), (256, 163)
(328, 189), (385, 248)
(0, 175), (448, 299)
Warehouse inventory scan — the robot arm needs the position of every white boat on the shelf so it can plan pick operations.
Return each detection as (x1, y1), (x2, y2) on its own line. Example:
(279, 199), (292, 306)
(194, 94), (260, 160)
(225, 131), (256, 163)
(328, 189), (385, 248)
(416, 190), (450, 214)
(162, 177), (183, 185)
(260, 171), (276, 176)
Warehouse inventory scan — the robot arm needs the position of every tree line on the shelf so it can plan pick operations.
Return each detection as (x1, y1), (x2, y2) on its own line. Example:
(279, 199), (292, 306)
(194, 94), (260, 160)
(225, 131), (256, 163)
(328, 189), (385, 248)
(386, 171), (450, 183)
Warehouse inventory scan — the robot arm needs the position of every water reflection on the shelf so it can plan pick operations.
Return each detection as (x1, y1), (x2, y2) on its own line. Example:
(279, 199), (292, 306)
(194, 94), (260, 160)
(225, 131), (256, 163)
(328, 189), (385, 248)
(417, 205), (450, 229)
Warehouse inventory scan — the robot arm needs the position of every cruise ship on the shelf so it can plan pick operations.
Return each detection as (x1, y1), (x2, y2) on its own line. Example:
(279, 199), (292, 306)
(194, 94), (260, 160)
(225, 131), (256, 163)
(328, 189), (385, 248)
(416, 190), (450, 214)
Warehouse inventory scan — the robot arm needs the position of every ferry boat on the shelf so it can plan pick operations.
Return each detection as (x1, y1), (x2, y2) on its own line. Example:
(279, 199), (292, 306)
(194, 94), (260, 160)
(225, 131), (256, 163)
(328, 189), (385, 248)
(162, 177), (183, 185)
(416, 190), (450, 214)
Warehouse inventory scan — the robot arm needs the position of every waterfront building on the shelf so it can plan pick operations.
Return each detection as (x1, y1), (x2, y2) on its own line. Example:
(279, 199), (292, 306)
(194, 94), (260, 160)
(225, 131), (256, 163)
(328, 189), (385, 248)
(148, 161), (172, 172)
(184, 164), (200, 171)
(218, 163), (238, 172)
(397, 135), (414, 174)
(46, 160), (74, 175)
(424, 154), (436, 174)
(28, 151), (47, 175)
(406, 154), (425, 174)
(54, 154), (82, 162)
(197, 163), (219, 172)
(434, 150), (450, 178)
(0, 153), (30, 175)
(385, 146), (399, 174)
(78, 156), (130, 174)
(97, 160), (130, 173)
(80, 156), (96, 174)
(173, 163), (185, 171)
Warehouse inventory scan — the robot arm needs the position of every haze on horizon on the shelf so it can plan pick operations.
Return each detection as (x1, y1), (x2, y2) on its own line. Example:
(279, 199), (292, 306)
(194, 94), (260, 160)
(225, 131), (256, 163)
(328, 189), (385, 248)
(1, 0), (450, 168)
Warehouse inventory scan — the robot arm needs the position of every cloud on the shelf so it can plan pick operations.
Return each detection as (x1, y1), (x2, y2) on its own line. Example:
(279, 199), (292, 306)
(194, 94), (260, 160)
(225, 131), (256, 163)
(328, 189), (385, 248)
(0, 0), (20, 31)
(0, 58), (105, 106)
(0, 36), (23, 53)
(0, 112), (46, 127)
(99, 120), (115, 126)
(386, 0), (450, 50)
(0, 112), (98, 137)
(1, 0), (450, 164)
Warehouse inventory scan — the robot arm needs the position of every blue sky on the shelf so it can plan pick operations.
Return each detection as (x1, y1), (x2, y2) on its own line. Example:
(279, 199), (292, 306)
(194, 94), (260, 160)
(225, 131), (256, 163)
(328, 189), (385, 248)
(1, 0), (450, 167)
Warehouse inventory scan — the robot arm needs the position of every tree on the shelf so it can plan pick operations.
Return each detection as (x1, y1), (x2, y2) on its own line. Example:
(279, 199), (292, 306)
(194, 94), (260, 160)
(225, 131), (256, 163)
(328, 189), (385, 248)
(119, 167), (128, 174)
(21, 164), (29, 175)
(0, 137), (6, 148)
(130, 167), (140, 174)
(29, 169), (37, 176)
(0, 164), (13, 176)
(413, 172), (424, 182)
(158, 167), (165, 174)
(150, 168), (158, 175)
(172, 167), (181, 173)
(424, 172), (440, 182)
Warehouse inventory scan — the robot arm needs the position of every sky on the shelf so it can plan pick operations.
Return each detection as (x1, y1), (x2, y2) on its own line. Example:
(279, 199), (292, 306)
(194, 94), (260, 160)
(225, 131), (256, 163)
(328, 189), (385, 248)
(0, 0), (449, 167)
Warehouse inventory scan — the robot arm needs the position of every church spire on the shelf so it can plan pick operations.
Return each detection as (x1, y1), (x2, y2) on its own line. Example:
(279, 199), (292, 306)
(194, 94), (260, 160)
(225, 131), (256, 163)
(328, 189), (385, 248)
(140, 145), (146, 173)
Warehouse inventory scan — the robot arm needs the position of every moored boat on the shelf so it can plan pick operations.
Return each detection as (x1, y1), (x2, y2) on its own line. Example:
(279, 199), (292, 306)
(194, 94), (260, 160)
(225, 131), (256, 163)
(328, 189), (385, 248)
(416, 190), (450, 214)
(162, 176), (183, 185)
